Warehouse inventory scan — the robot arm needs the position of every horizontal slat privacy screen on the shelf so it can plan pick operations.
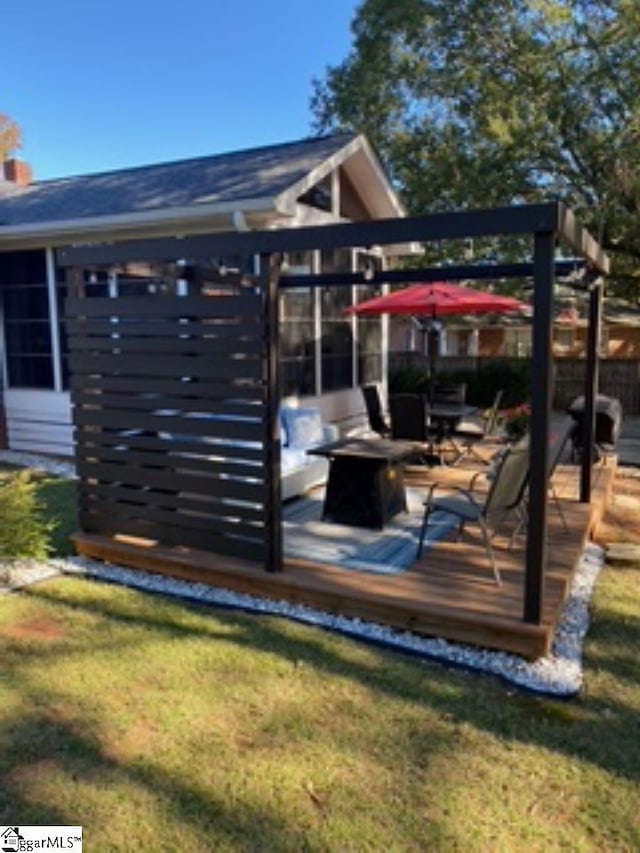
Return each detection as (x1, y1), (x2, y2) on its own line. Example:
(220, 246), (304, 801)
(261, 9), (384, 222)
(65, 285), (280, 567)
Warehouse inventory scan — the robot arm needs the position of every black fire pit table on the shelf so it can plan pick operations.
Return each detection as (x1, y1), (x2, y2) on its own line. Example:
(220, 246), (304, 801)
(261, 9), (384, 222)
(307, 438), (422, 529)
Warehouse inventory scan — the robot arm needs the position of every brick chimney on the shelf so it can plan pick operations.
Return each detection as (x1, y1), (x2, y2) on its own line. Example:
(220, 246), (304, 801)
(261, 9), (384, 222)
(3, 158), (32, 186)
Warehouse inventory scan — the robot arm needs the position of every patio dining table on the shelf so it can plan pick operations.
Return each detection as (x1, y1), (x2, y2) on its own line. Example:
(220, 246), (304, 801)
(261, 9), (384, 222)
(424, 402), (478, 460)
(425, 402), (478, 433)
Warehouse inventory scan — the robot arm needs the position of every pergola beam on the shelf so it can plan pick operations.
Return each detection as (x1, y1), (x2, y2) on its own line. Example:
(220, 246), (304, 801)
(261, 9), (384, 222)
(557, 204), (610, 275)
(58, 203), (563, 267)
(279, 260), (586, 289)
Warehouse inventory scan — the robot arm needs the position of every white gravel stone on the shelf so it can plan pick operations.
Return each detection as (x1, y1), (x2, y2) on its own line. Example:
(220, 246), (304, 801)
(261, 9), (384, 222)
(0, 450), (76, 480)
(0, 559), (62, 593)
(52, 541), (605, 697)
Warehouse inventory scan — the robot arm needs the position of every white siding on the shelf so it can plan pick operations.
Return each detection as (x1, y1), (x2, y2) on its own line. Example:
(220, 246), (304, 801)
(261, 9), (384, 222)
(4, 390), (73, 456)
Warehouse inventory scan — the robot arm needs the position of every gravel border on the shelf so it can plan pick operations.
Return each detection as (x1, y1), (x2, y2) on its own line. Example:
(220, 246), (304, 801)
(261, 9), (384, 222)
(0, 450), (76, 480)
(49, 542), (602, 698)
(0, 450), (607, 696)
(0, 559), (63, 594)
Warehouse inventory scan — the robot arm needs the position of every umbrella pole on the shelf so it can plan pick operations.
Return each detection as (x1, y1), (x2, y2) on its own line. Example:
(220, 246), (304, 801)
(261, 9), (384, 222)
(417, 319), (432, 402)
(428, 307), (437, 407)
(428, 329), (435, 406)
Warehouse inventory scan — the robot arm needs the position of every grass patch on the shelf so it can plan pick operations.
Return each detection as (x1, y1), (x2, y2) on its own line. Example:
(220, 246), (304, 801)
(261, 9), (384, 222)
(0, 465), (638, 849)
(0, 565), (638, 851)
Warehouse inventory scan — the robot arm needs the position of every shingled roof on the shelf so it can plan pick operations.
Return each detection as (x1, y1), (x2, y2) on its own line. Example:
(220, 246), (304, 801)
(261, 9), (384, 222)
(0, 132), (358, 227)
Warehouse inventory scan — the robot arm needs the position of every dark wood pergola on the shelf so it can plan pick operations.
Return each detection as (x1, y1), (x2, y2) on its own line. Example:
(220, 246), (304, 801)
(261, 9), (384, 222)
(58, 201), (609, 630)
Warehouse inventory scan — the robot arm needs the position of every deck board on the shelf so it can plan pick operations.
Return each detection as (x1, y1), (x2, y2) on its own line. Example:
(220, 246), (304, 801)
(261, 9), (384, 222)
(73, 454), (615, 660)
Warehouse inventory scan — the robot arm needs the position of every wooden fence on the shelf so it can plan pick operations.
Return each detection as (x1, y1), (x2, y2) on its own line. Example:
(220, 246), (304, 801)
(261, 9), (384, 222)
(389, 352), (640, 412)
(65, 284), (282, 569)
(552, 359), (640, 412)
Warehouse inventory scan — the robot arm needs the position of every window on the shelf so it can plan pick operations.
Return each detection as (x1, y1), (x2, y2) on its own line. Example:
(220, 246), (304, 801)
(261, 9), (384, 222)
(503, 327), (532, 357)
(298, 176), (332, 213)
(451, 329), (473, 356)
(355, 254), (383, 385)
(1, 252), (52, 389)
(554, 326), (576, 353)
(280, 252), (316, 396)
(56, 279), (69, 389)
(320, 249), (353, 392)
(2, 282), (53, 388)
(278, 249), (384, 397)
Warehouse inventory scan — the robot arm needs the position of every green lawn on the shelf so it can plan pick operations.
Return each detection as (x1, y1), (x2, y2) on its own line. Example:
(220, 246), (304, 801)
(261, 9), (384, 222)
(0, 465), (639, 850)
(0, 568), (637, 850)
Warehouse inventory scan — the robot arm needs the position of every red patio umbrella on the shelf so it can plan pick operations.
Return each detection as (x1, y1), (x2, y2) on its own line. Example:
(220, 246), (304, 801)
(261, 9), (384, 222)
(347, 281), (529, 398)
(348, 281), (528, 318)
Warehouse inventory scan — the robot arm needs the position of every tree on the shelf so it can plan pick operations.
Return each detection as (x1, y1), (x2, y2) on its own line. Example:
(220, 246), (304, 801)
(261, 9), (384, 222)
(312, 0), (640, 291)
(0, 113), (21, 162)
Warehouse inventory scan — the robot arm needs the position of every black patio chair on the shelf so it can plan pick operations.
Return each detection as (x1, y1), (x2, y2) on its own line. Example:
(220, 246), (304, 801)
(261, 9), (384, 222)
(422, 381), (470, 462)
(511, 417), (574, 539)
(388, 393), (440, 463)
(450, 389), (504, 465)
(416, 435), (530, 584)
(389, 393), (430, 441)
(547, 418), (573, 532)
(480, 418), (573, 548)
(361, 383), (391, 437)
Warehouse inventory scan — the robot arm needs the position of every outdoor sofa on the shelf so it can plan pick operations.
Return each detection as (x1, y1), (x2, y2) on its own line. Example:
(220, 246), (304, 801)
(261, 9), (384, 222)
(156, 404), (337, 502)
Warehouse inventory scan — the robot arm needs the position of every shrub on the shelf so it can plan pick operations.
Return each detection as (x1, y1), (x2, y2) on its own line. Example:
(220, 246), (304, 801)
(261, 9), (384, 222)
(438, 361), (530, 408)
(0, 471), (53, 559)
(388, 364), (431, 394)
(389, 359), (531, 408)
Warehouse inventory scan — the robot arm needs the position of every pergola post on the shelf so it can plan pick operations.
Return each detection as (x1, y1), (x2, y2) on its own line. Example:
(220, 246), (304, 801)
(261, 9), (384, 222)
(580, 281), (603, 502)
(262, 252), (283, 572)
(524, 231), (556, 624)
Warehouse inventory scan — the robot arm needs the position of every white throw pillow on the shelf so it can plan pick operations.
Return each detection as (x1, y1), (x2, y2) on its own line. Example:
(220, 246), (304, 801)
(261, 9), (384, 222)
(281, 407), (324, 449)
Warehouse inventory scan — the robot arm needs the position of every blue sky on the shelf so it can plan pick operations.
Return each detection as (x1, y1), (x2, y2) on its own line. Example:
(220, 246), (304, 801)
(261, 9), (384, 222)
(3, 1), (359, 181)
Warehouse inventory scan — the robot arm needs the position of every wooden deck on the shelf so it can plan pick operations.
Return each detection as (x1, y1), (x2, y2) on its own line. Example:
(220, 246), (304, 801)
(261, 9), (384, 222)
(74, 455), (616, 660)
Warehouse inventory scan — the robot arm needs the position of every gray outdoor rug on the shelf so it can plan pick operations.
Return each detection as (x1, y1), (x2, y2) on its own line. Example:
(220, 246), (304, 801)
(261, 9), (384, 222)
(283, 487), (456, 574)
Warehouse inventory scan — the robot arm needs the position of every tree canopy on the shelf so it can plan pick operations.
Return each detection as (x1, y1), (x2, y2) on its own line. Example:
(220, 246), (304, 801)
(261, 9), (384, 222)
(0, 113), (21, 162)
(312, 0), (640, 291)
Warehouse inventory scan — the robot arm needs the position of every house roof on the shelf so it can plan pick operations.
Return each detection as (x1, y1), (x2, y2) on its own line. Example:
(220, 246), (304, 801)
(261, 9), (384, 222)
(0, 133), (405, 248)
